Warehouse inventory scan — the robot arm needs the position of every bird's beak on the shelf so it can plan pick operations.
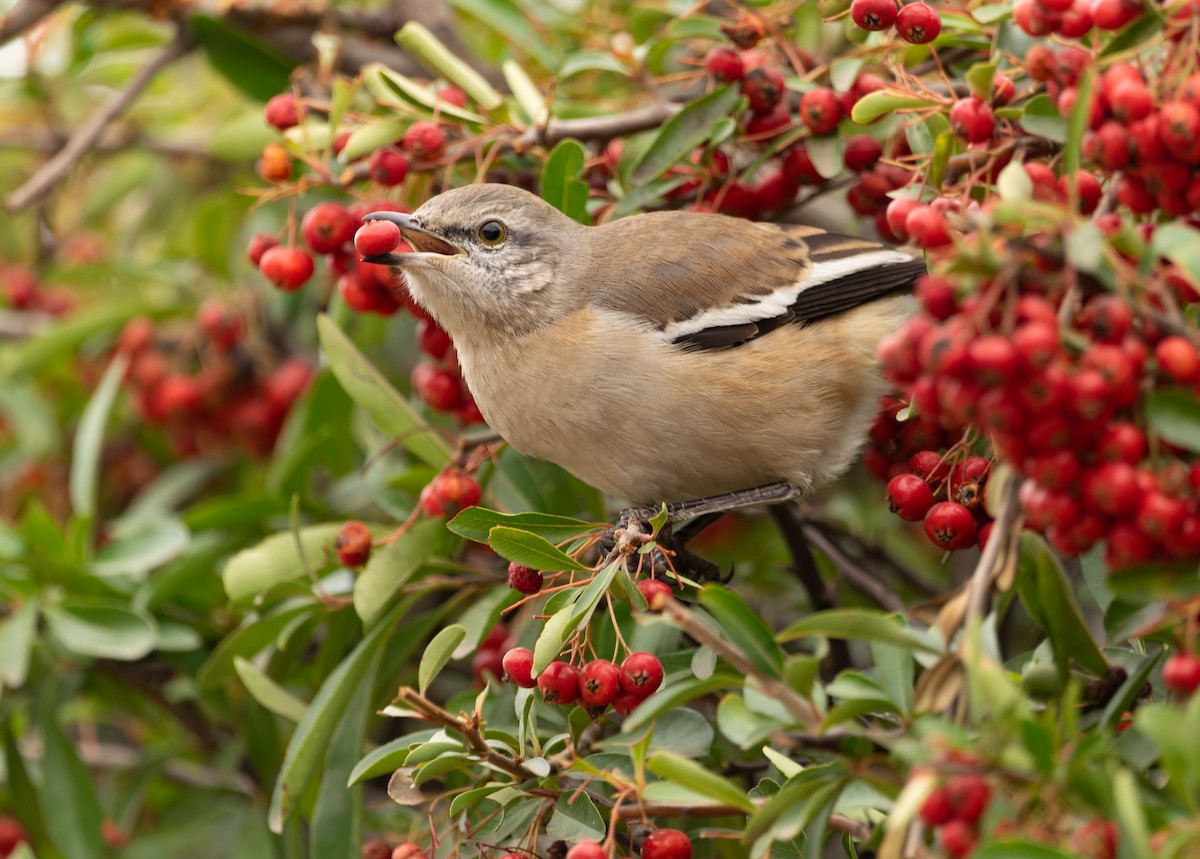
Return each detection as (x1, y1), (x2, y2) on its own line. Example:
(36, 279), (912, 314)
(360, 212), (465, 265)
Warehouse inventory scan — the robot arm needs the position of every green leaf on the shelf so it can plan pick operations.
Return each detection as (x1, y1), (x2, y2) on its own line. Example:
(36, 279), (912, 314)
(222, 523), (344, 603)
(488, 525), (590, 572)
(743, 765), (843, 843)
(779, 609), (940, 653)
(996, 159), (1032, 202)
(646, 708), (715, 759)
(339, 117), (409, 164)
(965, 62), (996, 100)
(545, 792), (606, 842)
(1153, 223), (1200, 290)
(199, 603), (319, 688)
(1098, 10), (1163, 57)
(541, 139), (590, 225)
(395, 22), (504, 111)
(698, 584), (785, 678)
(558, 51), (631, 78)
(533, 593), (581, 675)
(268, 599), (406, 832)
(317, 315), (453, 470)
(353, 518), (449, 626)
(1146, 389), (1200, 454)
(504, 59), (547, 126)
(648, 751), (756, 812)
(1014, 533), (1109, 679)
(452, 588), (517, 659)
(69, 353), (127, 523)
(418, 624), (466, 696)
(92, 517), (190, 579)
(189, 14), (296, 102)
(39, 712), (106, 859)
(1019, 95), (1066, 144)
(1063, 68), (1093, 178)
(310, 662), (374, 859)
(630, 85), (743, 186)
(3, 725), (55, 858)
(43, 601), (157, 660)
(0, 600), (37, 688)
(235, 657), (309, 722)
(850, 89), (940, 124)
(448, 507), (599, 544)
(445, 0), (558, 70)
(362, 65), (486, 125)
(621, 672), (744, 733)
(347, 731), (437, 786)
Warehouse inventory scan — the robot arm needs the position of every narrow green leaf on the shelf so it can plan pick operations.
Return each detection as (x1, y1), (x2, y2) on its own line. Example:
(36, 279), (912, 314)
(779, 608), (940, 652)
(317, 315), (453, 470)
(199, 603), (319, 688)
(648, 751), (755, 812)
(1020, 95), (1067, 143)
(268, 600), (406, 832)
(533, 595), (581, 675)
(310, 661), (375, 859)
(43, 601), (157, 661)
(850, 89), (940, 124)
(630, 85), (742, 185)
(347, 731), (437, 786)
(189, 14), (296, 102)
(1098, 11), (1163, 57)
(1146, 389), (1200, 453)
(339, 117), (409, 163)
(742, 765), (842, 843)
(418, 624), (467, 695)
(1014, 533), (1109, 678)
(1063, 68), (1093, 179)
(448, 507), (599, 544)
(235, 657), (309, 722)
(0, 600), (37, 688)
(621, 672), (744, 733)
(362, 64), (486, 124)
(39, 712), (106, 859)
(972, 843), (1074, 859)
(395, 22), (504, 111)
(545, 792), (606, 842)
(541, 139), (590, 225)
(699, 584), (785, 678)
(452, 588), (517, 659)
(1152, 223), (1200, 291)
(445, 0), (558, 70)
(222, 523), (343, 603)
(92, 517), (190, 579)
(69, 354), (127, 522)
(504, 59), (547, 126)
(3, 725), (55, 857)
(965, 63), (996, 100)
(488, 525), (590, 572)
(354, 518), (449, 625)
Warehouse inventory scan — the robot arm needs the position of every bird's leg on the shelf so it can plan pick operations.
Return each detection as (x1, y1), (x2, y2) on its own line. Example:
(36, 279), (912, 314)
(602, 482), (804, 581)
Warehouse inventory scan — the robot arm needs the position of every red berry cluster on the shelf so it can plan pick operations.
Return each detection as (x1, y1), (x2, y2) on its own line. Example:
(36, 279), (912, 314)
(919, 773), (992, 858)
(0, 816), (28, 859)
(0, 261), (75, 316)
(849, 0), (943, 44)
(501, 647), (664, 716)
(566, 829), (693, 859)
(418, 468), (482, 517)
(885, 453), (993, 552)
(361, 839), (430, 859)
(117, 309), (313, 458)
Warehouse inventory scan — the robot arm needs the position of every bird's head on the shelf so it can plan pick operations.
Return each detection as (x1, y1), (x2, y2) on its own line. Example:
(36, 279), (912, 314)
(361, 184), (587, 340)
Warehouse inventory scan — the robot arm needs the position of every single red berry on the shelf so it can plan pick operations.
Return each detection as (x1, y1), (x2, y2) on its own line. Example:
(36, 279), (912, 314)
(197, 301), (243, 351)
(566, 843), (607, 859)
(640, 828), (693, 859)
(412, 363), (463, 411)
(390, 844), (428, 859)
(302, 202), (357, 254)
(258, 142), (292, 182)
(259, 246), (315, 291)
(703, 46), (744, 82)
(402, 121), (446, 160)
(636, 578), (673, 611)
(1092, 0), (1143, 29)
(471, 647), (503, 686)
(335, 521), (372, 567)
(246, 232), (280, 267)
(368, 147), (410, 185)
(904, 205), (952, 248)
(1156, 336), (1200, 384)
(949, 97), (996, 144)
(740, 64), (786, 113)
(436, 85), (468, 107)
(782, 145), (823, 186)
(896, 2), (942, 43)
(579, 659), (622, 708)
(967, 335), (1018, 387)
(851, 0), (898, 30)
(1083, 461), (1142, 517)
(1058, 1), (1094, 36)
(1136, 491), (1186, 541)
(886, 474), (935, 522)
(538, 660), (581, 705)
(362, 839), (391, 859)
(908, 450), (949, 483)
(923, 502), (978, 551)
(939, 820), (978, 859)
(481, 623), (507, 651)
(920, 785), (954, 826)
(421, 469), (481, 516)
(264, 93), (303, 130)
(992, 75), (1016, 106)
(354, 221), (402, 258)
(264, 358), (314, 413)
(415, 319), (453, 361)
(501, 647), (536, 687)
(612, 691), (643, 715)
(883, 198), (921, 243)
(1163, 651), (1200, 695)
(843, 135), (884, 173)
(1077, 295), (1133, 344)
(800, 88), (842, 135)
(946, 774), (991, 824)
(507, 562), (544, 594)
(620, 651), (664, 698)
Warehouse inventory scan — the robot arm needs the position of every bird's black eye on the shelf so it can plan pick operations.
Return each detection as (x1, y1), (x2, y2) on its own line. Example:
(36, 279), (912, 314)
(477, 220), (506, 245)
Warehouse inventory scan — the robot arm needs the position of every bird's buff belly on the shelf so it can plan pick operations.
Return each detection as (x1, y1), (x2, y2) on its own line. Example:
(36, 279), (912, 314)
(458, 300), (909, 504)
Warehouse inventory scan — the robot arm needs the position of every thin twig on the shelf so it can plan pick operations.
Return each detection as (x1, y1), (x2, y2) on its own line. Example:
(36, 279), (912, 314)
(6, 27), (195, 213)
(801, 522), (911, 616)
(803, 513), (939, 596)
(0, 0), (63, 46)
(516, 101), (680, 149)
(964, 475), (1020, 626)
(0, 309), (54, 339)
(659, 596), (821, 729)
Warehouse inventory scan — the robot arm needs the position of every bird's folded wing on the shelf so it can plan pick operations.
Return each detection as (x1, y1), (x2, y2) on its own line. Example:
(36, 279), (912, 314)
(593, 213), (926, 352)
